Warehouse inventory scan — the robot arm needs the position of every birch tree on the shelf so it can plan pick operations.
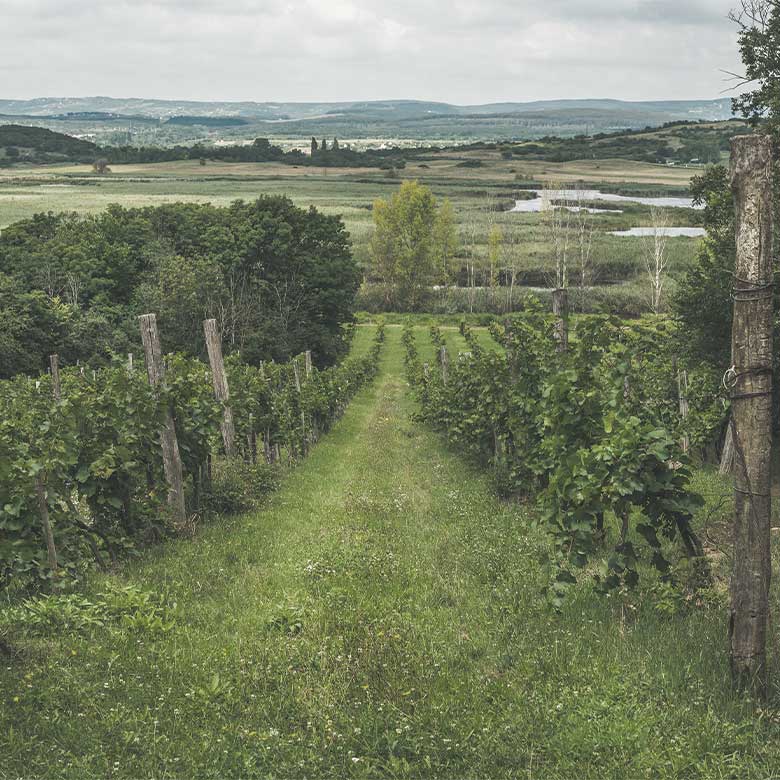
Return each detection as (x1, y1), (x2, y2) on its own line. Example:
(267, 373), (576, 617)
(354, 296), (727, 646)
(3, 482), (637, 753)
(543, 181), (573, 289)
(573, 194), (596, 311)
(642, 207), (672, 314)
(502, 222), (523, 313)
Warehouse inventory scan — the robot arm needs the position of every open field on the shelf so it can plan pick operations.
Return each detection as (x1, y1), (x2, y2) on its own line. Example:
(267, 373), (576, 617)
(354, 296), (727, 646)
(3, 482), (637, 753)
(0, 152), (706, 314)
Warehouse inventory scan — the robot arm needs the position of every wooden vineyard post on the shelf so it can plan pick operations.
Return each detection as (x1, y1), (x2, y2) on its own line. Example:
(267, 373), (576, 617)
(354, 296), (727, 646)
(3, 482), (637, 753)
(127, 353), (134, 373)
(720, 422), (735, 475)
(247, 413), (257, 464)
(728, 135), (774, 694)
(37, 354), (62, 572)
(203, 319), (236, 458)
(35, 473), (58, 572)
(49, 354), (61, 401)
(552, 288), (569, 352)
(440, 346), (448, 386)
(304, 350), (318, 442)
(677, 368), (690, 454)
(293, 358), (307, 455)
(259, 362), (274, 464)
(139, 314), (187, 528)
(293, 359), (301, 394)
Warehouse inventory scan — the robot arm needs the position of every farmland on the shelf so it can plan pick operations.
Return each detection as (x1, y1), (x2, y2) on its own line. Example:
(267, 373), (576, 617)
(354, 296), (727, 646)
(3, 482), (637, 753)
(6, 0), (780, 773)
(0, 148), (707, 316)
(4, 325), (779, 780)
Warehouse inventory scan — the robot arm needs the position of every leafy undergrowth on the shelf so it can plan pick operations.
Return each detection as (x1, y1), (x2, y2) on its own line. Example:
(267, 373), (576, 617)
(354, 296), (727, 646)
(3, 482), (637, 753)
(1, 327), (780, 779)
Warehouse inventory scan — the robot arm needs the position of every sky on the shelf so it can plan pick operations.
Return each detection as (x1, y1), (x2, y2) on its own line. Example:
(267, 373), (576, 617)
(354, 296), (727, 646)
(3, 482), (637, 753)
(0, 0), (745, 104)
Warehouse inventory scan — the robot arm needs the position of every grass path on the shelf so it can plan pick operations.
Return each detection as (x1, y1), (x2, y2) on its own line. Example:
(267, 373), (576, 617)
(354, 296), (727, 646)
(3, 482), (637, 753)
(2, 328), (780, 778)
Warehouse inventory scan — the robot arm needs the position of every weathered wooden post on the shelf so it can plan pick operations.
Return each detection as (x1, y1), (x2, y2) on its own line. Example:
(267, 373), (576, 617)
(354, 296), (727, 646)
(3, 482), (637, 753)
(293, 359), (301, 393)
(304, 350), (319, 442)
(127, 353), (134, 373)
(247, 413), (257, 464)
(139, 314), (187, 528)
(552, 288), (569, 352)
(35, 473), (58, 572)
(49, 354), (61, 401)
(440, 346), (448, 385)
(677, 368), (690, 454)
(728, 135), (774, 694)
(39, 354), (62, 572)
(720, 422), (735, 475)
(203, 319), (236, 458)
(293, 358), (307, 454)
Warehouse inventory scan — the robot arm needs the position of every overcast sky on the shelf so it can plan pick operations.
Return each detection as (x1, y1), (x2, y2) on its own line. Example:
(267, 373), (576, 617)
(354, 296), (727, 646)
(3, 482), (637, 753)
(0, 0), (744, 104)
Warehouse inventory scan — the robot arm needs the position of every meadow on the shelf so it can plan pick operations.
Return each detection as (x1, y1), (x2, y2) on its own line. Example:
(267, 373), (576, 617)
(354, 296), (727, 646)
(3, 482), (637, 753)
(0, 151), (705, 316)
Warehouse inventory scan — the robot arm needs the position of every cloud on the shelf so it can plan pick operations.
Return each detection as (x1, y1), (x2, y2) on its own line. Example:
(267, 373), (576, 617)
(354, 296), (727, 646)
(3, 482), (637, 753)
(0, 0), (743, 102)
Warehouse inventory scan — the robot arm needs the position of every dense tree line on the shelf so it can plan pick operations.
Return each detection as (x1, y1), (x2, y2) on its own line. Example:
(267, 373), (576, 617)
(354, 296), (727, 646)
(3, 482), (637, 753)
(0, 125), (413, 169)
(0, 197), (360, 378)
(104, 136), (411, 168)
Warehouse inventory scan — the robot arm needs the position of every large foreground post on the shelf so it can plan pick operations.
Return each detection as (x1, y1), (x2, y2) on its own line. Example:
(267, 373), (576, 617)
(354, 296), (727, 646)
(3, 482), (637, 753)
(728, 135), (774, 694)
(203, 319), (236, 458)
(139, 314), (187, 527)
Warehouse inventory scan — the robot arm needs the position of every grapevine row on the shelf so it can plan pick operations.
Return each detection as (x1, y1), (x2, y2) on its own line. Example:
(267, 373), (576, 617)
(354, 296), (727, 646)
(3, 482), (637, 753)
(403, 311), (721, 604)
(0, 325), (385, 590)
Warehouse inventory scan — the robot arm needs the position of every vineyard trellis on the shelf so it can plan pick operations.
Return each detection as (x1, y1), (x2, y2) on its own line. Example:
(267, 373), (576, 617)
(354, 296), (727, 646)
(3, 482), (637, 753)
(403, 314), (723, 604)
(0, 319), (385, 590)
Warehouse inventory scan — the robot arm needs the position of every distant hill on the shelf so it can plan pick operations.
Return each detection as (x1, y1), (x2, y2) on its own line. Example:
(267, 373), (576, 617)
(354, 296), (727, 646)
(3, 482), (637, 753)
(0, 124), (97, 164)
(166, 115), (250, 127)
(0, 96), (736, 143)
(478, 118), (749, 165)
(0, 96), (735, 121)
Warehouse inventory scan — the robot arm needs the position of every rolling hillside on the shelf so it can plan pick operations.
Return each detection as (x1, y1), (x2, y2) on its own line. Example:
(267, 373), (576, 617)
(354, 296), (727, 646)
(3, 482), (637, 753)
(0, 96), (736, 143)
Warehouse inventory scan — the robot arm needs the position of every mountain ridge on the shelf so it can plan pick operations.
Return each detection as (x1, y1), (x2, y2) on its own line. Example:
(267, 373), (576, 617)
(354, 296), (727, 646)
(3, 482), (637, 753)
(0, 96), (735, 121)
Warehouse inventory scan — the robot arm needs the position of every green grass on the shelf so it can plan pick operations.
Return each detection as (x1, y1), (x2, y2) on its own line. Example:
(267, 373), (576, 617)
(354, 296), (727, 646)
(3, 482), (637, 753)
(2, 326), (780, 779)
(0, 155), (702, 315)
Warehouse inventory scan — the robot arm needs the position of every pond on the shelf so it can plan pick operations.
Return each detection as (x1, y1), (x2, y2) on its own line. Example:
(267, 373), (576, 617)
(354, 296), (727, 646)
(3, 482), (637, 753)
(609, 227), (706, 237)
(511, 189), (701, 213)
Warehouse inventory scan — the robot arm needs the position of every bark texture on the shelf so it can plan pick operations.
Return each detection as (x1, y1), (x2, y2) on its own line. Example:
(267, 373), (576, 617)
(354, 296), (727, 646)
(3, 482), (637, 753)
(203, 318), (236, 458)
(728, 134), (774, 694)
(139, 314), (187, 528)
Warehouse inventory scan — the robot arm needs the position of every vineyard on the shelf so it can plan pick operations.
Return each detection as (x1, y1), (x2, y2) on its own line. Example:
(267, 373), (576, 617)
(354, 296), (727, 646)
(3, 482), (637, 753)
(0, 321), (385, 591)
(4, 325), (780, 779)
(402, 314), (723, 604)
